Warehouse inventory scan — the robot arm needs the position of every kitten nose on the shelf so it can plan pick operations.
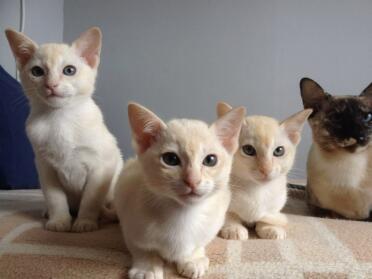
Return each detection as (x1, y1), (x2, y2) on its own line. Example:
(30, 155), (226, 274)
(45, 83), (58, 90)
(183, 178), (201, 190)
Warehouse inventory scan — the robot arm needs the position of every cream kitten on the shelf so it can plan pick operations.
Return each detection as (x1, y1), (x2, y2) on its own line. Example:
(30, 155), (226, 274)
(217, 102), (312, 240)
(5, 27), (123, 232)
(114, 103), (245, 279)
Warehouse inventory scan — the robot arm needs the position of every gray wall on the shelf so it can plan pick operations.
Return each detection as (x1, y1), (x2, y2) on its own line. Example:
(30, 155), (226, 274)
(0, 0), (64, 78)
(62, 0), (372, 180)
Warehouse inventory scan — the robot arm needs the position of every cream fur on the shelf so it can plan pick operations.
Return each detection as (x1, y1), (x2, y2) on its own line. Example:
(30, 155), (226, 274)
(115, 103), (244, 279)
(307, 143), (372, 219)
(5, 28), (123, 232)
(217, 102), (311, 240)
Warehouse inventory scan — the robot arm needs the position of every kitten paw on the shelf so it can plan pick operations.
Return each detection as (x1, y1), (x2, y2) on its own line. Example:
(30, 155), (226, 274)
(256, 225), (286, 240)
(72, 218), (98, 232)
(129, 266), (164, 279)
(177, 257), (209, 279)
(219, 224), (249, 240)
(45, 217), (71, 232)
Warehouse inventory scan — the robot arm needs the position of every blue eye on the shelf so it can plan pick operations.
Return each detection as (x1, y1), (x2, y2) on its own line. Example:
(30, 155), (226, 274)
(63, 65), (76, 76)
(203, 154), (217, 167)
(364, 113), (372, 123)
(273, 146), (285, 157)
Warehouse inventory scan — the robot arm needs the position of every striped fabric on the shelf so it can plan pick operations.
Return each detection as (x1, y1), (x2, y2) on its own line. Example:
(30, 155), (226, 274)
(0, 189), (371, 279)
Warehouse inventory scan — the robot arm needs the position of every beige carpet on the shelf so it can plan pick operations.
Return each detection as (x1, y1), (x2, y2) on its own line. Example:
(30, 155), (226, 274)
(0, 189), (372, 279)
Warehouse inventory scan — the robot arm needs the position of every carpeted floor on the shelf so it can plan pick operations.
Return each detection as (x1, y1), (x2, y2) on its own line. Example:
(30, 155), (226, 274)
(0, 188), (372, 279)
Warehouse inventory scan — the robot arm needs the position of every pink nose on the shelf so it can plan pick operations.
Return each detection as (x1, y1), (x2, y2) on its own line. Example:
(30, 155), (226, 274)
(45, 83), (58, 90)
(183, 178), (201, 190)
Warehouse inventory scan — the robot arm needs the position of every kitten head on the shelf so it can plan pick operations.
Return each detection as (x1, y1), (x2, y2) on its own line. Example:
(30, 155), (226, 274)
(300, 78), (372, 152)
(128, 102), (245, 205)
(217, 102), (311, 183)
(5, 27), (101, 108)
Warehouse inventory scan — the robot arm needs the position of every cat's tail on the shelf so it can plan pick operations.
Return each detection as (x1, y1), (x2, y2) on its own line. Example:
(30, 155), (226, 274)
(258, 213), (288, 227)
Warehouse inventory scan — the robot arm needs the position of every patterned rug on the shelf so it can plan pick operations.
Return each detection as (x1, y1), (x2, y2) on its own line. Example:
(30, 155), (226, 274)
(0, 188), (372, 279)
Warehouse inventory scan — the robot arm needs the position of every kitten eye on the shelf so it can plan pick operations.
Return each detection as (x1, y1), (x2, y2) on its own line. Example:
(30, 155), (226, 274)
(31, 66), (44, 77)
(63, 65), (76, 76)
(203, 154), (217, 167)
(363, 113), (372, 123)
(242, 144), (256, 156)
(161, 152), (181, 166)
(273, 146), (285, 157)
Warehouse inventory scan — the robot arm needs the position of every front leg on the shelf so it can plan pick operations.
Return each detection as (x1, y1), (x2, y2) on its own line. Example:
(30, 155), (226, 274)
(72, 168), (112, 232)
(255, 213), (287, 240)
(176, 247), (209, 279)
(128, 244), (164, 279)
(36, 158), (72, 232)
(219, 212), (248, 240)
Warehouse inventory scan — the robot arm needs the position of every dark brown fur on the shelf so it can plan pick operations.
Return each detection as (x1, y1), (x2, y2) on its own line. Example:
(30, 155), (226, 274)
(300, 78), (372, 153)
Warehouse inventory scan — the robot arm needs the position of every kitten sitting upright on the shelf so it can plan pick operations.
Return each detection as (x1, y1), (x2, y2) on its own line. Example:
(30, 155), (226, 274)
(114, 103), (245, 279)
(217, 102), (311, 240)
(5, 28), (123, 232)
(300, 78), (372, 219)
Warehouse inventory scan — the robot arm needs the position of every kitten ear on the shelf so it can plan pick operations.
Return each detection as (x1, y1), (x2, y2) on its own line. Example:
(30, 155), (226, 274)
(281, 109), (313, 145)
(128, 102), (166, 154)
(300, 78), (328, 114)
(72, 27), (102, 69)
(216, 101), (233, 118)
(5, 29), (38, 68)
(212, 106), (245, 154)
(360, 82), (372, 97)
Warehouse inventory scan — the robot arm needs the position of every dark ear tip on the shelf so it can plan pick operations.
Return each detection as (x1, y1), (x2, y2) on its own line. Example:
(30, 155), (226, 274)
(299, 77), (314, 88)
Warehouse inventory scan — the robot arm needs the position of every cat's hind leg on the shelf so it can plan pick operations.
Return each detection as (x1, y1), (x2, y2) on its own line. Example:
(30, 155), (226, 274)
(176, 247), (209, 279)
(72, 167), (113, 232)
(219, 212), (249, 240)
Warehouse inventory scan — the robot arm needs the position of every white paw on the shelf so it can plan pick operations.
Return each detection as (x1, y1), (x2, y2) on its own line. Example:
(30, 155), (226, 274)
(45, 217), (71, 232)
(219, 224), (249, 240)
(177, 257), (209, 279)
(129, 266), (164, 279)
(72, 218), (98, 232)
(256, 225), (286, 240)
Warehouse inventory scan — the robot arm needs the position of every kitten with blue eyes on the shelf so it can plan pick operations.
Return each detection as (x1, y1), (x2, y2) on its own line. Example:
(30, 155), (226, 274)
(114, 102), (245, 279)
(5, 28), (123, 232)
(217, 102), (312, 240)
(300, 78), (372, 219)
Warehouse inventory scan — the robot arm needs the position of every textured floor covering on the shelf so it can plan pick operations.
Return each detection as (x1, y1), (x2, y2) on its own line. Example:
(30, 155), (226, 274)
(0, 189), (372, 279)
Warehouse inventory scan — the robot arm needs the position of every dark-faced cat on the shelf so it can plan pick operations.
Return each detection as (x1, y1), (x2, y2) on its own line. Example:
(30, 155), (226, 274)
(300, 77), (372, 219)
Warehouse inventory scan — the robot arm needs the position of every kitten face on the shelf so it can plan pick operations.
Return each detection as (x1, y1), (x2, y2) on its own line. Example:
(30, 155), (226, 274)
(300, 78), (372, 152)
(217, 102), (311, 184)
(5, 27), (101, 108)
(234, 117), (296, 183)
(128, 103), (245, 206)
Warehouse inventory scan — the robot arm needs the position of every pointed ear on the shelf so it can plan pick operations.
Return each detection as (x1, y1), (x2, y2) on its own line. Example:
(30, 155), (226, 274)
(300, 78), (328, 114)
(128, 102), (166, 154)
(72, 27), (102, 69)
(281, 109), (313, 145)
(360, 82), (372, 98)
(216, 101), (233, 118)
(5, 29), (38, 68)
(212, 106), (245, 154)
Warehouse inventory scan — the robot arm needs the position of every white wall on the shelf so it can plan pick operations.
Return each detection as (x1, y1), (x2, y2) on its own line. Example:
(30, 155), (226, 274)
(0, 0), (64, 77)
(61, 0), (371, 180)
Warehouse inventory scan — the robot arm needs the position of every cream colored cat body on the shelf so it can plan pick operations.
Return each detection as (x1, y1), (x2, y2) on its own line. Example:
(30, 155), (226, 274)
(5, 28), (123, 232)
(217, 102), (311, 240)
(115, 103), (245, 279)
(307, 143), (372, 219)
